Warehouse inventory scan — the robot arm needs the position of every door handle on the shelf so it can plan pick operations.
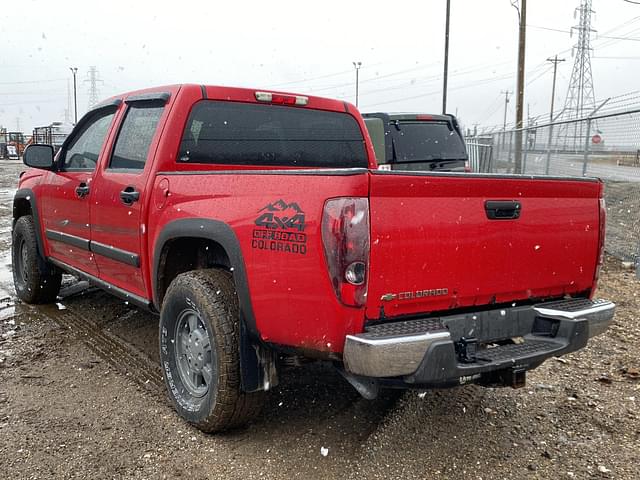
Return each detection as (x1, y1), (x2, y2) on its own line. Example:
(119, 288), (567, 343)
(120, 187), (140, 205)
(120, 186), (140, 205)
(485, 200), (521, 220)
(75, 183), (90, 198)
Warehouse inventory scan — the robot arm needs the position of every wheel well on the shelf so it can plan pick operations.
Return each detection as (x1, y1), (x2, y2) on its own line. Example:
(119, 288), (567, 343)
(156, 237), (231, 306)
(13, 198), (32, 226)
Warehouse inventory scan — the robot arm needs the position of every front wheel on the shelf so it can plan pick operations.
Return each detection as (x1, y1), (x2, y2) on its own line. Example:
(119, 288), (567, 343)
(12, 215), (62, 304)
(159, 269), (265, 432)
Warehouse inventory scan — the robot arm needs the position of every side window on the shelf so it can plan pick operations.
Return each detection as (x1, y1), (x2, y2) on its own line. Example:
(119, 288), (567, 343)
(109, 104), (164, 170)
(62, 109), (116, 171)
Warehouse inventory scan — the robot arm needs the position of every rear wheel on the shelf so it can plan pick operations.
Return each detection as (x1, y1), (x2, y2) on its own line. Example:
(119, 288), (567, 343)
(12, 215), (62, 304)
(159, 269), (265, 432)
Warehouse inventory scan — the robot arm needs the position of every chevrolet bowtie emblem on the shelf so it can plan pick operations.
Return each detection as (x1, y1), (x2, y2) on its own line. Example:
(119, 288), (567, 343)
(380, 293), (397, 301)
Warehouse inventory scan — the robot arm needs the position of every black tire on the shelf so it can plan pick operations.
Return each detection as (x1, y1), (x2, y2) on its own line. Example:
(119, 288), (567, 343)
(159, 268), (265, 432)
(12, 215), (62, 304)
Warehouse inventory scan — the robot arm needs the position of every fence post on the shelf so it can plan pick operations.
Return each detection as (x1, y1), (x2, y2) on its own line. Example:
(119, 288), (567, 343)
(507, 131), (514, 173)
(582, 118), (592, 176)
(522, 128), (529, 174)
(545, 123), (554, 175)
(489, 144), (494, 172)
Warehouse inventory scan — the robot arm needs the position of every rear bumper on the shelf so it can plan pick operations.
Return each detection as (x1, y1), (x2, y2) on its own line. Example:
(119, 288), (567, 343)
(343, 298), (615, 383)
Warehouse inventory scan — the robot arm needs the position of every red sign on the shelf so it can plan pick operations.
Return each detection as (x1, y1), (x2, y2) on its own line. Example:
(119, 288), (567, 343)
(592, 134), (602, 144)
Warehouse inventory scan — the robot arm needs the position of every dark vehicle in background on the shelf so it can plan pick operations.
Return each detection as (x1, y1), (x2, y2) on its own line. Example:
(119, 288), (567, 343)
(363, 113), (469, 172)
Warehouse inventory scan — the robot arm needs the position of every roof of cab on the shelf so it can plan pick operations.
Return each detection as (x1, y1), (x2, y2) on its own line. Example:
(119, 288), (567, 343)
(94, 84), (357, 115)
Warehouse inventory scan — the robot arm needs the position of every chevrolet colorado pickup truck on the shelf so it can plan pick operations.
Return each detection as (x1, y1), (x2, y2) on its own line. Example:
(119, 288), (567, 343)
(363, 112), (469, 171)
(13, 84), (614, 432)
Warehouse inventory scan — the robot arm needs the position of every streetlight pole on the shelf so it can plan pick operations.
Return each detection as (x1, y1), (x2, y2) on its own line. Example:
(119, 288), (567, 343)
(70, 67), (78, 124)
(442, 0), (451, 114)
(352, 61), (362, 108)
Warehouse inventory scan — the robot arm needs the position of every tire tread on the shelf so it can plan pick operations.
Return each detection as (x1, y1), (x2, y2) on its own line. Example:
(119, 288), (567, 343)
(162, 268), (265, 432)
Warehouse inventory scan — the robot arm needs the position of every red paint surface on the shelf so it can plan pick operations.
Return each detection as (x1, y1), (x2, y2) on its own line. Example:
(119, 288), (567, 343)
(18, 84), (603, 355)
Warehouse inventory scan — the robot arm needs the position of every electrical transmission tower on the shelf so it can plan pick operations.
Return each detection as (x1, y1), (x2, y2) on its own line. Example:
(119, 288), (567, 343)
(557, 0), (597, 150)
(84, 66), (104, 109)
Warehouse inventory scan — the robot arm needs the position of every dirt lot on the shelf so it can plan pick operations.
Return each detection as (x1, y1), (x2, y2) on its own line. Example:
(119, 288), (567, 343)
(1, 161), (639, 479)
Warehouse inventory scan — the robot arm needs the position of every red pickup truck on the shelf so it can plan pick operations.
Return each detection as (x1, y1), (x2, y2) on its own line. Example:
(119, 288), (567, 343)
(13, 84), (614, 432)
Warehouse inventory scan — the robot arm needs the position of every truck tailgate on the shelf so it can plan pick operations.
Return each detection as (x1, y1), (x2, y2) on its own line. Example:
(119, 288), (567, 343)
(366, 172), (602, 320)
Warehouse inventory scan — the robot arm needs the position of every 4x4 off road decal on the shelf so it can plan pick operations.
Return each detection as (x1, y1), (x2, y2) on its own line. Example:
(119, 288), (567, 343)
(252, 200), (307, 255)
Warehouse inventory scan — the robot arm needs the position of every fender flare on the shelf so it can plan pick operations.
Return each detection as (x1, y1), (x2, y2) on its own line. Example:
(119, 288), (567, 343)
(152, 219), (257, 334)
(13, 188), (50, 272)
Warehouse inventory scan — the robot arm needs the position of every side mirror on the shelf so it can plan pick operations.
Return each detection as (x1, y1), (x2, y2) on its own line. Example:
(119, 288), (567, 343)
(23, 144), (55, 170)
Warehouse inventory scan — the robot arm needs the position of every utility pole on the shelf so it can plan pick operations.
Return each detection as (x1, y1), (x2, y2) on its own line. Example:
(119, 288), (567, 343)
(513, 0), (527, 174)
(70, 67), (78, 124)
(547, 55), (565, 122)
(501, 90), (512, 131)
(544, 56), (565, 174)
(501, 90), (512, 148)
(352, 61), (362, 108)
(442, 0), (451, 114)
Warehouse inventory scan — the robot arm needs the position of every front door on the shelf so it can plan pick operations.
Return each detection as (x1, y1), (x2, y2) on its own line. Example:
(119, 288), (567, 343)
(90, 100), (166, 298)
(42, 106), (119, 276)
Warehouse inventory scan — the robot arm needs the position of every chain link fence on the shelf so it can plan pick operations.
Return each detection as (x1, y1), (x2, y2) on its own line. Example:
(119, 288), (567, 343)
(466, 108), (640, 273)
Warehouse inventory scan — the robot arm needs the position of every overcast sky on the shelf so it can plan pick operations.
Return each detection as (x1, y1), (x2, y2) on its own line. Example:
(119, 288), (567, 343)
(1, 0), (639, 133)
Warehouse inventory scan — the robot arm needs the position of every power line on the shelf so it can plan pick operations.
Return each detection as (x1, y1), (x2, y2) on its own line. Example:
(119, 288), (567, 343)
(0, 78), (66, 86)
(594, 55), (640, 59)
(359, 60), (550, 110)
(528, 23), (640, 41)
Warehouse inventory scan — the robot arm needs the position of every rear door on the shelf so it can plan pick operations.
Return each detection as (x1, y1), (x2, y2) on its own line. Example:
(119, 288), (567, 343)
(90, 95), (168, 298)
(42, 105), (118, 276)
(366, 171), (602, 320)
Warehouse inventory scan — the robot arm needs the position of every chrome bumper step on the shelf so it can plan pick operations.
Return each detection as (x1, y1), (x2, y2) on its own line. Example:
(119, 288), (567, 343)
(344, 298), (615, 379)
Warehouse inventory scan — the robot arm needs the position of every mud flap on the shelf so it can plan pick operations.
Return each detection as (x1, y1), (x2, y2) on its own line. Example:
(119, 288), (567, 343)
(239, 319), (278, 393)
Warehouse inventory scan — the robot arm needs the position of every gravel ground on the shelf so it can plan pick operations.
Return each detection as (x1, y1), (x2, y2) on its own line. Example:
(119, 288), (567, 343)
(0, 161), (639, 479)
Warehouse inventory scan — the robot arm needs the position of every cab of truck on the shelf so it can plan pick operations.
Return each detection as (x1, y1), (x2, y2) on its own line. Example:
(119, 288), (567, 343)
(363, 112), (469, 172)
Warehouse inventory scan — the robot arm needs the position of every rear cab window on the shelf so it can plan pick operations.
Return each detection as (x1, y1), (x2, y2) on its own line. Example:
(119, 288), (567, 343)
(178, 101), (368, 168)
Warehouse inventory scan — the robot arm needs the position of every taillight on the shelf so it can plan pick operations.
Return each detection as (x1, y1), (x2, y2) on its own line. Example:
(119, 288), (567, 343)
(321, 198), (370, 307)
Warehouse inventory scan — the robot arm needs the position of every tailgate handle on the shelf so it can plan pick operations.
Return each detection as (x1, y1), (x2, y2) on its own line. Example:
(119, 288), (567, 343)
(485, 200), (521, 220)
